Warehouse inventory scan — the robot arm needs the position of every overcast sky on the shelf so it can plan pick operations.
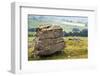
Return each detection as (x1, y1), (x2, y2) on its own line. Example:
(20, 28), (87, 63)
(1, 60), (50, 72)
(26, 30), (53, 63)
(28, 15), (88, 24)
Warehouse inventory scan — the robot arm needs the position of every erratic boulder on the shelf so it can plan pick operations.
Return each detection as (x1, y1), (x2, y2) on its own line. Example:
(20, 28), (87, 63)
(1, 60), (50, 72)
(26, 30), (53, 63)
(34, 25), (65, 56)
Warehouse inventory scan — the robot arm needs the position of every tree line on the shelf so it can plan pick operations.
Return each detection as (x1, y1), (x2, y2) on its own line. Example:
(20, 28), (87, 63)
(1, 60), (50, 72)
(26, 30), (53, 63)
(28, 28), (88, 37)
(63, 28), (88, 37)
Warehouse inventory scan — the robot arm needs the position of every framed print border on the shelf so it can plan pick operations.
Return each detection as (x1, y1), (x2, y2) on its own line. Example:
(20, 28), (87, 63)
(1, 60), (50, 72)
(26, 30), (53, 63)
(11, 2), (97, 74)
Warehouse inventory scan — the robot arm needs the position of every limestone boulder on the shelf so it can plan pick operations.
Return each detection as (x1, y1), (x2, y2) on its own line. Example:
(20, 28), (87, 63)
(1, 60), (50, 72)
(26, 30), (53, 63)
(34, 25), (65, 56)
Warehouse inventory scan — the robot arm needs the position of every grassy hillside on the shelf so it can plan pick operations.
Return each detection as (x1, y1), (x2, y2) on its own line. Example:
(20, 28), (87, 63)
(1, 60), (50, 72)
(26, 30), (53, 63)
(28, 36), (88, 60)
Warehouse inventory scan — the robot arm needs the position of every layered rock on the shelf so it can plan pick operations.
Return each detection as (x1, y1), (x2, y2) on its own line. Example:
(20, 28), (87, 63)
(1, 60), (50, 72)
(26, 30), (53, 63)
(34, 25), (65, 56)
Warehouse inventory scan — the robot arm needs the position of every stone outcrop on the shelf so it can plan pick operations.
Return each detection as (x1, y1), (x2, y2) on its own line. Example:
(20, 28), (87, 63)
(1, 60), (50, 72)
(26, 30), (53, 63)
(33, 25), (65, 56)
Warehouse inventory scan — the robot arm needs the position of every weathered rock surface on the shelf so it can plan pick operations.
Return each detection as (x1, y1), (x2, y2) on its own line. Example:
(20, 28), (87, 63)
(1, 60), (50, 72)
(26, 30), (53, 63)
(34, 25), (65, 56)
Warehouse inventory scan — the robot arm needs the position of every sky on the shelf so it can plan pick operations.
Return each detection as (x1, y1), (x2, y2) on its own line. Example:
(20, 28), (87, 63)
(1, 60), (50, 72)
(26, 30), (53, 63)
(28, 15), (88, 24)
(28, 15), (88, 29)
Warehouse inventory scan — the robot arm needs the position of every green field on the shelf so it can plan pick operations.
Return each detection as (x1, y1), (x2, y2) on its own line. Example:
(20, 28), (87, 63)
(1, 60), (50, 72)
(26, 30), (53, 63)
(28, 36), (88, 60)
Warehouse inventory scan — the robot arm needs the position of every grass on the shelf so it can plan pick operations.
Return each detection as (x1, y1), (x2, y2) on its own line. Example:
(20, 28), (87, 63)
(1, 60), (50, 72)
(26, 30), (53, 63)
(28, 36), (88, 61)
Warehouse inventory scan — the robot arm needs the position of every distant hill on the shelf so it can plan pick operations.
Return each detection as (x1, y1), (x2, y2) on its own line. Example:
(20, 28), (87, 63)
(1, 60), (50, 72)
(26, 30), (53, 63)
(28, 19), (87, 33)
